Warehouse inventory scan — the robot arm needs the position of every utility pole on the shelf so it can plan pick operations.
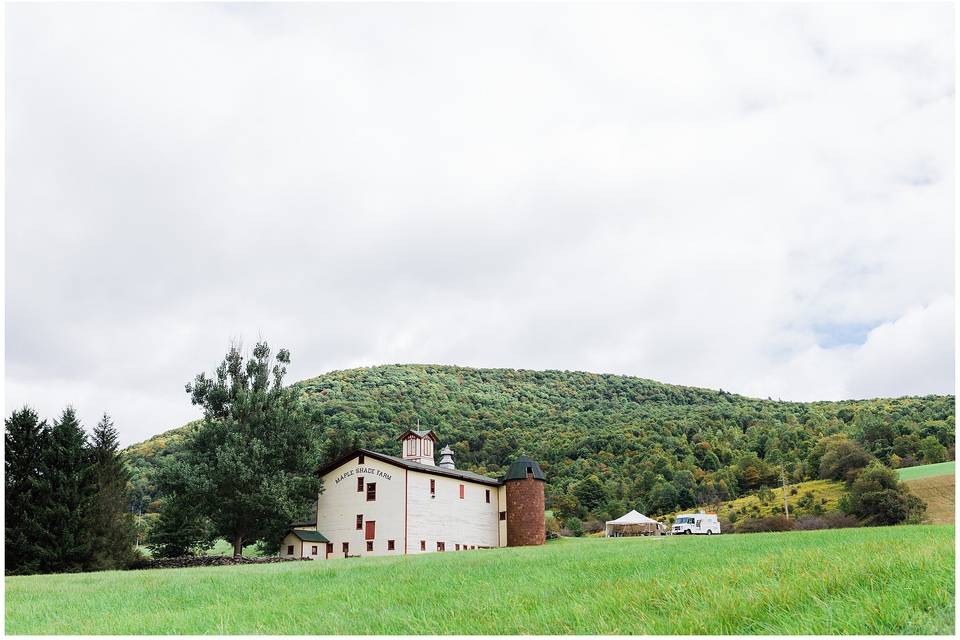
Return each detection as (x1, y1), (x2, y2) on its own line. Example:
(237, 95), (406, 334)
(781, 465), (790, 519)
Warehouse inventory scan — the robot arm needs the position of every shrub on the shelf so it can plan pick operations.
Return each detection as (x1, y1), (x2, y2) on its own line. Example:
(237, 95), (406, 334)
(843, 463), (927, 526)
(735, 515), (796, 534)
(545, 515), (561, 537)
(582, 519), (603, 534)
(563, 517), (584, 537)
(794, 513), (859, 531)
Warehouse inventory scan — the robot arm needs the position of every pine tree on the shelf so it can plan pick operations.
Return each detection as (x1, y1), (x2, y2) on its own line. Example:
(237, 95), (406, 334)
(36, 407), (96, 572)
(88, 413), (136, 570)
(4, 407), (49, 575)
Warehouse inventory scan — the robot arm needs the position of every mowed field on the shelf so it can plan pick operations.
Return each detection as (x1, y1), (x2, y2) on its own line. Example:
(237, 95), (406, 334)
(900, 462), (955, 525)
(5, 525), (954, 635)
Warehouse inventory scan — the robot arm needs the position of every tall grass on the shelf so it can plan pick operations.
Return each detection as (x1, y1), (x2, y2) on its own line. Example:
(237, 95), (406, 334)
(5, 525), (954, 635)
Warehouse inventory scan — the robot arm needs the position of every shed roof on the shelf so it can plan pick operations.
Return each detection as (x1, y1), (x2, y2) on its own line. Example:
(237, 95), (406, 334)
(289, 529), (329, 543)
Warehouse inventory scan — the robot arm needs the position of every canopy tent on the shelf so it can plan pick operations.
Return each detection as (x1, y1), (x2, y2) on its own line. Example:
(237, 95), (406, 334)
(605, 510), (664, 537)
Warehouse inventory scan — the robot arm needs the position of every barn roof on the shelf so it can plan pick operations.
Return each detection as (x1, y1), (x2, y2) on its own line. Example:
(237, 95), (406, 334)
(396, 429), (438, 441)
(317, 448), (502, 486)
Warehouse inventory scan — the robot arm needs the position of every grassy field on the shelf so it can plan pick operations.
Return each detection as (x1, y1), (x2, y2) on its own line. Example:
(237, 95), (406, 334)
(898, 461), (955, 481)
(905, 475), (955, 525)
(5, 525), (953, 635)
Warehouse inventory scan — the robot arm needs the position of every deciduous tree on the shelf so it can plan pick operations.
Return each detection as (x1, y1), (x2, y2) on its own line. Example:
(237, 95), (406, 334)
(162, 342), (322, 556)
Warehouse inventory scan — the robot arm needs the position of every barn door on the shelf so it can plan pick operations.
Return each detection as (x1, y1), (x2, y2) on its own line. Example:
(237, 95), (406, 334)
(365, 520), (376, 540)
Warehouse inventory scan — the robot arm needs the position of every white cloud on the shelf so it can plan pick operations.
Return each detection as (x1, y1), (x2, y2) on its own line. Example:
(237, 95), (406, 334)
(4, 3), (954, 445)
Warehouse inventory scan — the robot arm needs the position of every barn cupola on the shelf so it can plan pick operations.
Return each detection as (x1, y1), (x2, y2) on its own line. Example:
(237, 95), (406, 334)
(397, 428), (438, 466)
(438, 445), (455, 469)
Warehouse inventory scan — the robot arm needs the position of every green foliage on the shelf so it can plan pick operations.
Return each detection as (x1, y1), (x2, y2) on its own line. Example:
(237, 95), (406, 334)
(572, 475), (606, 512)
(563, 517), (584, 537)
(5, 526), (954, 634)
(88, 414), (137, 570)
(819, 436), (874, 483)
(919, 436), (947, 464)
(843, 463), (927, 526)
(4, 407), (49, 575)
(147, 496), (217, 558)
(125, 365), (954, 521)
(6, 407), (141, 574)
(160, 342), (322, 555)
(35, 407), (98, 573)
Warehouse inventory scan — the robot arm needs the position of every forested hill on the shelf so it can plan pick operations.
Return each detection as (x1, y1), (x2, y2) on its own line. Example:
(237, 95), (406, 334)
(124, 364), (955, 520)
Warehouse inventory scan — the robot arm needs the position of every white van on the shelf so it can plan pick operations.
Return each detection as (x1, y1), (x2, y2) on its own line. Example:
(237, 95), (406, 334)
(672, 513), (720, 535)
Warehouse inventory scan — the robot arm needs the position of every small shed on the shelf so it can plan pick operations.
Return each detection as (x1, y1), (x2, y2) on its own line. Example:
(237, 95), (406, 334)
(605, 510), (663, 537)
(282, 528), (330, 558)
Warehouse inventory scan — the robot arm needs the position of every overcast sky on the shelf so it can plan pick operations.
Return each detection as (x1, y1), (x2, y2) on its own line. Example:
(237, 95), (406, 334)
(6, 3), (955, 446)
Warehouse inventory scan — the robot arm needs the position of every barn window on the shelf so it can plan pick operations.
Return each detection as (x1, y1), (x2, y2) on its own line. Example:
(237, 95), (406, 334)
(430, 479), (435, 496)
(366, 541), (373, 552)
(311, 545), (318, 555)
(455, 544), (460, 551)
(286, 545), (294, 555)
(499, 511), (506, 521)
(459, 484), (464, 499)
(526, 466), (533, 478)
(358, 453), (365, 464)
(357, 477), (364, 492)
(356, 514), (363, 530)
(366, 482), (377, 501)
(420, 540), (426, 551)
(326, 543), (334, 555)
(342, 542), (349, 554)
(437, 542), (445, 552)
(485, 489), (490, 503)
(388, 540), (395, 551)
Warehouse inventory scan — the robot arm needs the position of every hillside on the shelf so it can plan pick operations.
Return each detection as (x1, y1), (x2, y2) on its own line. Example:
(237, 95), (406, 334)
(659, 478), (846, 525)
(124, 364), (955, 521)
(6, 526), (954, 634)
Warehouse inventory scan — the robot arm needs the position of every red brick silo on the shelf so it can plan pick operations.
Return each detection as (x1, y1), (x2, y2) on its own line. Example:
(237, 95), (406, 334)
(504, 456), (546, 547)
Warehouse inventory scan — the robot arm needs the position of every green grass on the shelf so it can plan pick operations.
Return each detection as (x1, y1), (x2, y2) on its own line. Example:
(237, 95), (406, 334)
(898, 461), (955, 481)
(5, 525), (953, 634)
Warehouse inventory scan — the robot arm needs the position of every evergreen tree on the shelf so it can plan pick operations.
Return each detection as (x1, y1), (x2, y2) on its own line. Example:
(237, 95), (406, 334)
(36, 407), (96, 573)
(4, 407), (49, 575)
(88, 413), (136, 570)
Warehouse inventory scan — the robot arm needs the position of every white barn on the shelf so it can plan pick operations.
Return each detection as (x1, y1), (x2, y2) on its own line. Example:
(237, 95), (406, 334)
(282, 429), (546, 559)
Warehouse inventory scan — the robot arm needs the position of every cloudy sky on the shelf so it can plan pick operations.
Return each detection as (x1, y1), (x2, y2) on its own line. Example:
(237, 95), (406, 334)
(6, 3), (955, 446)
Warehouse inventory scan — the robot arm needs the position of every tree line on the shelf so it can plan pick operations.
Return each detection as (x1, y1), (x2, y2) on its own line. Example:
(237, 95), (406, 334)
(126, 364), (953, 533)
(5, 342), (322, 574)
(5, 408), (133, 575)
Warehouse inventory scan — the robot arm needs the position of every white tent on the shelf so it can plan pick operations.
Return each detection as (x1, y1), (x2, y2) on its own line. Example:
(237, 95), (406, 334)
(605, 510), (663, 537)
